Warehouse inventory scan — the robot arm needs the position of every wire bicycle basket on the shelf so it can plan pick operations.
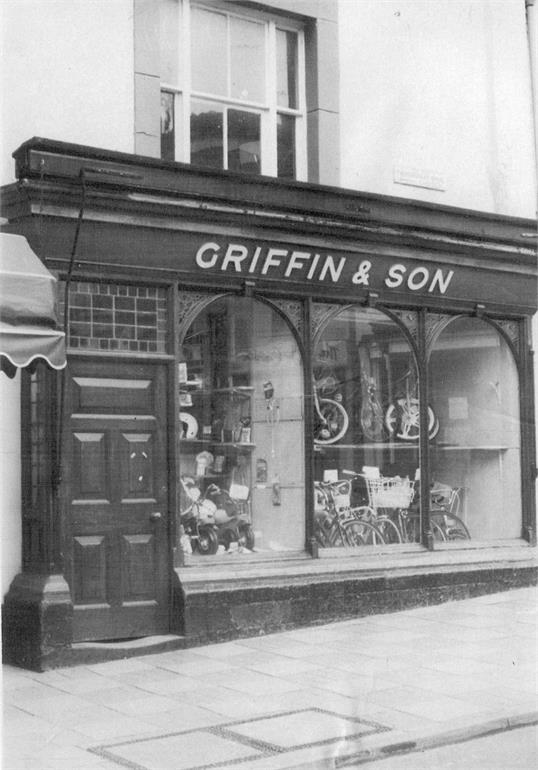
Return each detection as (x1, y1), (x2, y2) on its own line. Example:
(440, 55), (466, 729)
(365, 476), (415, 510)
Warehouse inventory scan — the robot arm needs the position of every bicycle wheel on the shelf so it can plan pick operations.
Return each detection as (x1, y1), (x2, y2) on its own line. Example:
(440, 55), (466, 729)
(196, 525), (219, 555)
(342, 519), (385, 546)
(431, 512), (470, 540)
(314, 397), (349, 444)
(385, 400), (439, 441)
(398, 510), (421, 543)
(238, 523), (255, 550)
(431, 519), (446, 542)
(314, 510), (334, 547)
(375, 515), (402, 543)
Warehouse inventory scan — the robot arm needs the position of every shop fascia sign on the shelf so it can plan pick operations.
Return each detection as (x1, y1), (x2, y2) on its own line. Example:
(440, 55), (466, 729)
(195, 241), (454, 296)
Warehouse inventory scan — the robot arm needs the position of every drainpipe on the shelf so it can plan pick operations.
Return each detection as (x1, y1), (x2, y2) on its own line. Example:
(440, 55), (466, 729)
(527, 0), (537, 187)
(526, 0), (538, 522)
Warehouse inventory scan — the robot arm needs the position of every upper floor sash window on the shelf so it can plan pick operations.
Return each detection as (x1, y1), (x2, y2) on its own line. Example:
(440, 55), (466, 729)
(160, 0), (306, 180)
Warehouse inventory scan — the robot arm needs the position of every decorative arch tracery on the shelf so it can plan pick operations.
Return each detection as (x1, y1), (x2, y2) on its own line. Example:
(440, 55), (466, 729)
(391, 309), (419, 344)
(311, 303), (348, 344)
(264, 298), (304, 341)
(177, 290), (226, 342)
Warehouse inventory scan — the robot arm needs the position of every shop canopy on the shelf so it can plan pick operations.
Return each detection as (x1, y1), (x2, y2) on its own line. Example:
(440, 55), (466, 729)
(0, 233), (66, 378)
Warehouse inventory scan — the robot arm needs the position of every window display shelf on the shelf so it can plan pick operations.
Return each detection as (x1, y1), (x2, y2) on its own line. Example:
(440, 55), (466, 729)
(180, 439), (255, 449)
(315, 442), (419, 451)
(435, 444), (509, 451)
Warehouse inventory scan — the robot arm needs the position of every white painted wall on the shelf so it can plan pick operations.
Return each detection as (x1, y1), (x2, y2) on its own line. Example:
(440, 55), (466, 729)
(0, 0), (134, 594)
(338, 0), (537, 218)
(0, 0), (134, 185)
(0, 374), (21, 596)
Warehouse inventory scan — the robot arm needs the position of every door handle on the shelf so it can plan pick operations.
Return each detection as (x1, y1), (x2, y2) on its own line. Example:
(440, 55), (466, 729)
(149, 512), (162, 522)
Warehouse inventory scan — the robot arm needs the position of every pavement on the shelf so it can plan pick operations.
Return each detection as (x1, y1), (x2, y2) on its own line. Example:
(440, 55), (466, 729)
(2, 585), (537, 770)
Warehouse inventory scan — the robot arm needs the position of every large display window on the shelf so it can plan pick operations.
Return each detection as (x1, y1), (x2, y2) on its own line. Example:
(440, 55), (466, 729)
(429, 316), (522, 542)
(177, 295), (527, 562)
(312, 306), (424, 549)
(178, 296), (305, 560)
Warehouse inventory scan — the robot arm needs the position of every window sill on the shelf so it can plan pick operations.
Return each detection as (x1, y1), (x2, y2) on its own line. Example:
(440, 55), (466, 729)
(176, 540), (536, 591)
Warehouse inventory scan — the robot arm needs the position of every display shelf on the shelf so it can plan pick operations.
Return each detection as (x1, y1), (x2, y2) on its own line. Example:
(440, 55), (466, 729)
(180, 439), (255, 449)
(213, 386), (254, 395)
(314, 442), (510, 452)
(314, 442), (419, 451)
(434, 444), (510, 451)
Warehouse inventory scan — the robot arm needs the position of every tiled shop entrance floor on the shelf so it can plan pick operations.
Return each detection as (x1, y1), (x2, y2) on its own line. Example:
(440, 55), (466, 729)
(91, 708), (389, 770)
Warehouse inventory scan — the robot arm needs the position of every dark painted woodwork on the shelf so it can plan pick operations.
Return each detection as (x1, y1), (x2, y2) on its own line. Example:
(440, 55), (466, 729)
(10, 137), (537, 254)
(1, 137), (536, 670)
(63, 358), (170, 642)
(2, 573), (73, 671)
(1, 208), (534, 316)
(1, 139), (535, 317)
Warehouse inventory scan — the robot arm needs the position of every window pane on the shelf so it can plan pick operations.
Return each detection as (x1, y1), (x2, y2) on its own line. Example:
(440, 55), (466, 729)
(228, 109), (261, 174)
(161, 91), (175, 161)
(160, 0), (180, 85)
(191, 101), (224, 169)
(179, 296), (305, 562)
(191, 8), (227, 95)
(277, 113), (295, 179)
(276, 29), (297, 108)
(429, 317), (521, 541)
(313, 306), (421, 548)
(230, 17), (265, 102)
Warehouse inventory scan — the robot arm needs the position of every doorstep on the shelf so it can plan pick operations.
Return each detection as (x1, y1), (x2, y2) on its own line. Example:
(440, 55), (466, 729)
(36, 634), (189, 670)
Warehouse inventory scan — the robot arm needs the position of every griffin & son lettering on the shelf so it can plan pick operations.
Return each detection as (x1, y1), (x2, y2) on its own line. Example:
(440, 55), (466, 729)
(194, 241), (454, 296)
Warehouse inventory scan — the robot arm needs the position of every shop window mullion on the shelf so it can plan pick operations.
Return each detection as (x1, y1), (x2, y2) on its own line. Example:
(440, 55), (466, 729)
(303, 296), (317, 556)
(519, 317), (537, 544)
(418, 309), (433, 549)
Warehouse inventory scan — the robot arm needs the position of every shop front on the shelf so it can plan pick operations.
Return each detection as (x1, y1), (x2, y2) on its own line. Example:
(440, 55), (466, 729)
(2, 138), (537, 670)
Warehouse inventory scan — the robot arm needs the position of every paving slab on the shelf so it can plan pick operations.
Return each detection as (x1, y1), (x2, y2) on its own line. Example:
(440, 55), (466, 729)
(3, 586), (537, 770)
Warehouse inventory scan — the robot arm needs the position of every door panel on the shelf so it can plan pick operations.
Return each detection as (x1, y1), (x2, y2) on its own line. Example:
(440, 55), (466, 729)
(65, 360), (170, 642)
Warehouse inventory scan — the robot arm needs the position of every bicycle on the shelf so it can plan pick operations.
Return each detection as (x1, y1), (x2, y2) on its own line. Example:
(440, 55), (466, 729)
(314, 479), (385, 547)
(389, 481), (471, 543)
(179, 476), (219, 555)
(204, 484), (255, 551)
(359, 374), (389, 443)
(429, 484), (471, 541)
(385, 369), (439, 442)
(343, 469), (407, 543)
(313, 375), (349, 445)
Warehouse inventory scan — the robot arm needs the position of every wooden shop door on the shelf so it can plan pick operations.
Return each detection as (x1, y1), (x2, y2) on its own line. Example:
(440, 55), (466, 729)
(64, 359), (171, 642)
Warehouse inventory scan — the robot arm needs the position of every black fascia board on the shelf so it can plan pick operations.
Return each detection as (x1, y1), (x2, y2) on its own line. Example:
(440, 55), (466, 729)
(11, 137), (537, 253)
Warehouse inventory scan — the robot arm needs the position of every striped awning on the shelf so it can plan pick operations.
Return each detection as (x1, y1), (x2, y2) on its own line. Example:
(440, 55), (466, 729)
(0, 233), (66, 377)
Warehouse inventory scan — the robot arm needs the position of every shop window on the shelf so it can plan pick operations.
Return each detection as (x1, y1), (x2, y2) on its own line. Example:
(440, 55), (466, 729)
(429, 317), (522, 542)
(159, 0), (306, 179)
(312, 306), (423, 549)
(178, 295), (304, 560)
